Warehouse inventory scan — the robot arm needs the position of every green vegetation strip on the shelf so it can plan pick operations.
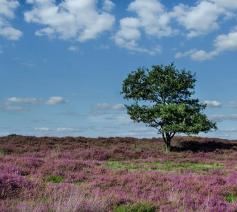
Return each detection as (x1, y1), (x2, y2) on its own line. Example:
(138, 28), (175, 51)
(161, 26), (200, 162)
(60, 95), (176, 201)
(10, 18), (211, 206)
(114, 202), (156, 212)
(45, 175), (64, 183)
(106, 161), (223, 172)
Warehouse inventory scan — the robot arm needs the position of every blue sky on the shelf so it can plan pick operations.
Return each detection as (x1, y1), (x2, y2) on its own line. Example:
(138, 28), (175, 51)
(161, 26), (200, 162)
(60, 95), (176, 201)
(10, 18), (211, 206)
(0, 0), (237, 138)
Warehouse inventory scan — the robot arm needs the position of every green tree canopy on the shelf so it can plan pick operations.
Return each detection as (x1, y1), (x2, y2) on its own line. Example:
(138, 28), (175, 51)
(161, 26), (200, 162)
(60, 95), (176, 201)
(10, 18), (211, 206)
(121, 63), (216, 151)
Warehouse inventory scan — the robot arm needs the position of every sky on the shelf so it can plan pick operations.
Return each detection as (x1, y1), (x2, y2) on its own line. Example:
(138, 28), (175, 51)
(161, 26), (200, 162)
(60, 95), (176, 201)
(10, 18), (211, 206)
(0, 0), (237, 138)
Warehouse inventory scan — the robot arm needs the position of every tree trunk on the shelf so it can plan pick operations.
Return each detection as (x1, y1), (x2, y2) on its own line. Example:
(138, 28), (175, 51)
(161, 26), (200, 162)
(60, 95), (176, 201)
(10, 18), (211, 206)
(162, 132), (172, 152)
(165, 139), (171, 152)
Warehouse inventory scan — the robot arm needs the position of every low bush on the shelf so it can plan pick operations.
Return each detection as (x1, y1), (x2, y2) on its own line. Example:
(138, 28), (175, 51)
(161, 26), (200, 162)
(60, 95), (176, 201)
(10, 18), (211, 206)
(226, 193), (237, 203)
(0, 173), (32, 199)
(46, 175), (64, 183)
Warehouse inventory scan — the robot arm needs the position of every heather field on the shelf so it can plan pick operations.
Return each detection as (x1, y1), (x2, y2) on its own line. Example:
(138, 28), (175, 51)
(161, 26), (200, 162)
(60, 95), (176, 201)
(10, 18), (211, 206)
(1, 135), (237, 212)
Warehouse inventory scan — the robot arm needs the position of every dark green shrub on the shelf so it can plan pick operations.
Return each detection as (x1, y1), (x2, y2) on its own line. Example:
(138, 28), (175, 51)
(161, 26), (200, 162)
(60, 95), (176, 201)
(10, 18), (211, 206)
(226, 193), (237, 203)
(46, 175), (64, 183)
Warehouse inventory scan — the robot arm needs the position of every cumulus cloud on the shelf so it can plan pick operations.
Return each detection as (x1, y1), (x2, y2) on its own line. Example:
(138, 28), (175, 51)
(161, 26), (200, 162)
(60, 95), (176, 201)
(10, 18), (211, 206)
(128, 0), (173, 37)
(0, 0), (22, 40)
(175, 49), (218, 61)
(46, 96), (65, 105)
(114, 0), (237, 54)
(114, 0), (170, 54)
(214, 29), (237, 52)
(172, 1), (223, 38)
(0, 96), (66, 112)
(176, 28), (237, 61)
(204, 100), (222, 108)
(24, 0), (115, 42)
(103, 0), (115, 12)
(171, 0), (237, 38)
(209, 0), (237, 10)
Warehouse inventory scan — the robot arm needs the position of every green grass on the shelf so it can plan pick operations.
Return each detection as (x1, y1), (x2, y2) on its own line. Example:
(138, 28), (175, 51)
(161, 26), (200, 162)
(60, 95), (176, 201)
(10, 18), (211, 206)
(45, 175), (64, 183)
(226, 193), (237, 203)
(0, 149), (4, 156)
(106, 161), (223, 172)
(114, 202), (156, 212)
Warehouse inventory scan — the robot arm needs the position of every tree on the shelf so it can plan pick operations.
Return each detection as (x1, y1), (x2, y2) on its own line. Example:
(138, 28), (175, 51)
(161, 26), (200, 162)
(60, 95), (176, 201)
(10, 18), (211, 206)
(121, 63), (216, 152)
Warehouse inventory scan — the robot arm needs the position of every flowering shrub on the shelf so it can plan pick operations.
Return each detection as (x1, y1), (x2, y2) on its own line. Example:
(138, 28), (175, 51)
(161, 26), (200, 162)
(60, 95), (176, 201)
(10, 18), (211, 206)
(0, 135), (237, 211)
(0, 173), (32, 199)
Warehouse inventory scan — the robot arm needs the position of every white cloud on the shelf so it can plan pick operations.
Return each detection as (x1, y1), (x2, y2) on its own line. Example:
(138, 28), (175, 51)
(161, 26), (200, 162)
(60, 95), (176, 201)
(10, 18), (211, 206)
(190, 50), (218, 61)
(175, 49), (218, 61)
(175, 49), (196, 59)
(176, 28), (237, 61)
(95, 103), (125, 111)
(24, 0), (115, 42)
(214, 29), (237, 52)
(115, 0), (237, 54)
(46, 96), (65, 105)
(103, 0), (115, 12)
(7, 97), (39, 105)
(171, 0), (237, 38)
(114, 0), (169, 54)
(34, 127), (81, 132)
(0, 0), (22, 40)
(34, 127), (51, 132)
(172, 1), (223, 38)
(209, 0), (237, 10)
(1, 96), (66, 112)
(204, 100), (222, 108)
(0, 97), (39, 112)
(128, 0), (173, 37)
(115, 17), (141, 50)
(34, 127), (83, 135)
(0, 25), (22, 40)
(56, 127), (81, 132)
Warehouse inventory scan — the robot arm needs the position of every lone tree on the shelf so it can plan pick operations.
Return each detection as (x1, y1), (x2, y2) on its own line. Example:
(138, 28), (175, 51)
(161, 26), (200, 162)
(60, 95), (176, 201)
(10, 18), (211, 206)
(121, 63), (216, 152)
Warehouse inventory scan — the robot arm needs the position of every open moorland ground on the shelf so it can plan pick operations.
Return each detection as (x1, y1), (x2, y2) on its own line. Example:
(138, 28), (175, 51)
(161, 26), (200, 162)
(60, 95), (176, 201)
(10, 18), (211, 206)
(0, 135), (237, 212)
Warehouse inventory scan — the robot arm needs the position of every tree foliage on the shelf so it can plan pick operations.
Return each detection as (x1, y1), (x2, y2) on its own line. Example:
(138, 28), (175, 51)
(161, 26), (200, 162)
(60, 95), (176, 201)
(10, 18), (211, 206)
(121, 63), (216, 151)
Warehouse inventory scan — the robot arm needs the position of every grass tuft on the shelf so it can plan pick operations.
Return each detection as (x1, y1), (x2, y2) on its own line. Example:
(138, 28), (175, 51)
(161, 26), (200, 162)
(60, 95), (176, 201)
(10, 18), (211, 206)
(226, 193), (237, 203)
(114, 202), (156, 212)
(46, 175), (64, 183)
